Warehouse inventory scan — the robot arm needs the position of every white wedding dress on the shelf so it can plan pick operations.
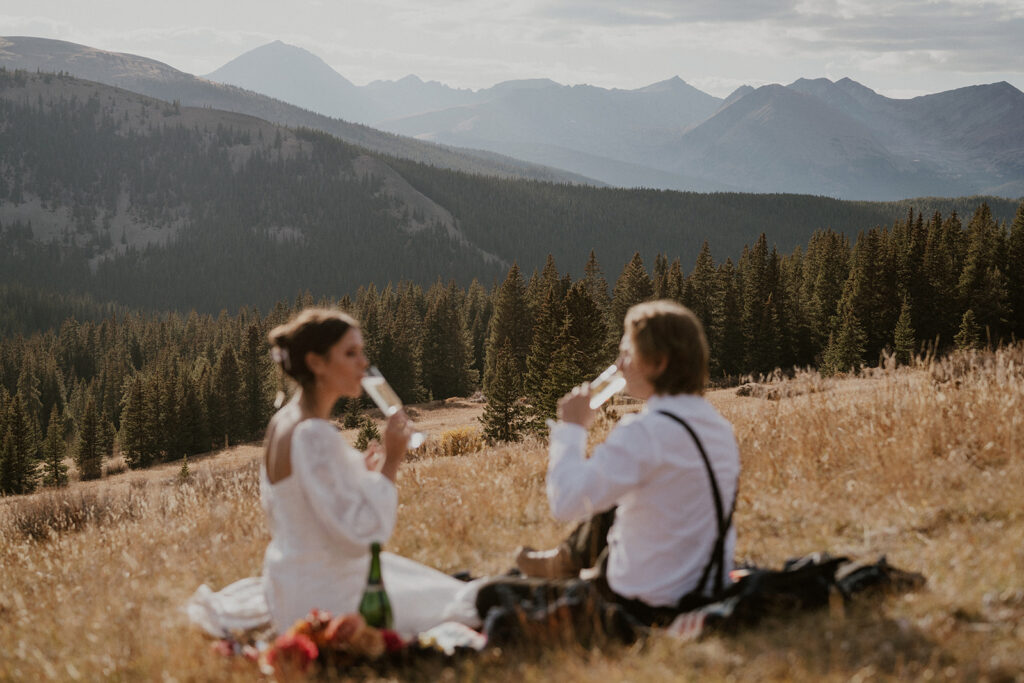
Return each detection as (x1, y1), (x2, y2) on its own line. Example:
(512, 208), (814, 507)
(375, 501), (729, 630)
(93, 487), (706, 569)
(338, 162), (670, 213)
(188, 407), (480, 640)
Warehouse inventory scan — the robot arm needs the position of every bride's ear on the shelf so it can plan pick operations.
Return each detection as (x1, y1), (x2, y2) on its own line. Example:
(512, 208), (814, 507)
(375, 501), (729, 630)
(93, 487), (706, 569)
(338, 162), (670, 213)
(305, 350), (326, 377)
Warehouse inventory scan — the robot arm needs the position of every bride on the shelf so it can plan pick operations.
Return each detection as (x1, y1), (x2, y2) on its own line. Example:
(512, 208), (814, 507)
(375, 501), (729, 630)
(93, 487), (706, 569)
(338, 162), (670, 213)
(188, 308), (479, 640)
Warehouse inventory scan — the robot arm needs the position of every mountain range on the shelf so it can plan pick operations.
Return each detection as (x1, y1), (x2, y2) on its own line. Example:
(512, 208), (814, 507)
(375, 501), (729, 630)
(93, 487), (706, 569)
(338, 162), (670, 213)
(1, 67), (1019, 314)
(4, 36), (1023, 201)
(201, 40), (1024, 201)
(0, 36), (589, 186)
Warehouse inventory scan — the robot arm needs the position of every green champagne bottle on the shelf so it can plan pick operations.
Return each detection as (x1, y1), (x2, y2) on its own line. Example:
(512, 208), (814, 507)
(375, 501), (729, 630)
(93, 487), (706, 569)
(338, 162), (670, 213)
(358, 542), (393, 629)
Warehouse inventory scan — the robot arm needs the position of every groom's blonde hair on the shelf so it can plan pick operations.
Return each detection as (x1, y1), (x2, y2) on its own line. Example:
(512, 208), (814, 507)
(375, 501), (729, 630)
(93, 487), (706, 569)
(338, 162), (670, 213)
(625, 300), (709, 396)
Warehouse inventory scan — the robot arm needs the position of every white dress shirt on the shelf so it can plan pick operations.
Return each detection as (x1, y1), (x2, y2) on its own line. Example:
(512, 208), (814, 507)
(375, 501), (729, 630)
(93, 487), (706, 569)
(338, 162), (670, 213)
(546, 393), (740, 607)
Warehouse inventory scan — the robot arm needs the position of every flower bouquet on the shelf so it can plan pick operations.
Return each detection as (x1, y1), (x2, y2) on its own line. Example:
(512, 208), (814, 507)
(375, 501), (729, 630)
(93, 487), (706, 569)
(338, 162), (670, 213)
(211, 609), (404, 677)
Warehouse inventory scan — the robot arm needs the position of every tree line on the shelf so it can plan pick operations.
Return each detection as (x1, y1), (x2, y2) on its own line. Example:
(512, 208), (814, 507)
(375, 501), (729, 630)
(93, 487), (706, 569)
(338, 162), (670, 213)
(3, 68), (1021, 317)
(1, 199), (1022, 495)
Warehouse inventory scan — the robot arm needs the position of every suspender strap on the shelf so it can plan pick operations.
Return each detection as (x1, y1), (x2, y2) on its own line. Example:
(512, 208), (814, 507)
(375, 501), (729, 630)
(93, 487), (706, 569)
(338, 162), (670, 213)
(656, 410), (737, 600)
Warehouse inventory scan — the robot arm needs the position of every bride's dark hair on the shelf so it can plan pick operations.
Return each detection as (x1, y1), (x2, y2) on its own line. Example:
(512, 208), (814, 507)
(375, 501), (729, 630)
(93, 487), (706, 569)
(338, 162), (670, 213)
(268, 308), (359, 387)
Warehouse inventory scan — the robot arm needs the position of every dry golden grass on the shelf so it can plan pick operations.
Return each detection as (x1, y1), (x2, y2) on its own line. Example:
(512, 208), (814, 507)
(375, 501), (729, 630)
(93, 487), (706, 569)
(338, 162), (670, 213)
(2, 346), (1023, 681)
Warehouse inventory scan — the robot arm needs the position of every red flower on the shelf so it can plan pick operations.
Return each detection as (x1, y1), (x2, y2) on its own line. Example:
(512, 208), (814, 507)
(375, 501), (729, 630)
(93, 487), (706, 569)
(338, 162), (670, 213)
(381, 629), (405, 653)
(266, 632), (319, 674)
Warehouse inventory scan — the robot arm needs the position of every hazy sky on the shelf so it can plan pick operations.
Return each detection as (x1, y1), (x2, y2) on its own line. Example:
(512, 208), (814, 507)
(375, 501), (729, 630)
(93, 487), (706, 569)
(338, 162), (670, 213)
(3, 0), (1023, 98)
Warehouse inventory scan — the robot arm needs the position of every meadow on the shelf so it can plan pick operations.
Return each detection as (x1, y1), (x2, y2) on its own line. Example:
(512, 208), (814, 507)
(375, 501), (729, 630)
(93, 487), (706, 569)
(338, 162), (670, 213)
(1, 346), (1022, 682)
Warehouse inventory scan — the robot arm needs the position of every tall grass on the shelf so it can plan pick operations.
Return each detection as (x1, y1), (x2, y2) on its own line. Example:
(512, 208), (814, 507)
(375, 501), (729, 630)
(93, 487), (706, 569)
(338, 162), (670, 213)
(1, 346), (1022, 681)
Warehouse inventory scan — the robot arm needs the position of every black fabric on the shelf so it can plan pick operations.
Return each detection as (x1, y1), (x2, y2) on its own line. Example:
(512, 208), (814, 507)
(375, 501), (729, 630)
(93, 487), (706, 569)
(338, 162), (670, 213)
(686, 553), (927, 634)
(475, 577), (643, 647)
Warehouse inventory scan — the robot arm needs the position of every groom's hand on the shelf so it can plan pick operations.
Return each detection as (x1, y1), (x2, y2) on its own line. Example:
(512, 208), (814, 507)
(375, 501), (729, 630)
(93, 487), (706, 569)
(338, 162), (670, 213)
(558, 384), (596, 429)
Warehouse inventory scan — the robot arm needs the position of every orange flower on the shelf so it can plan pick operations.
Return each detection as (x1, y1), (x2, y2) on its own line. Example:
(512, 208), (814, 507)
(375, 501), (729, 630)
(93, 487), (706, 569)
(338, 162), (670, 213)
(347, 623), (386, 659)
(265, 632), (319, 674)
(323, 613), (366, 646)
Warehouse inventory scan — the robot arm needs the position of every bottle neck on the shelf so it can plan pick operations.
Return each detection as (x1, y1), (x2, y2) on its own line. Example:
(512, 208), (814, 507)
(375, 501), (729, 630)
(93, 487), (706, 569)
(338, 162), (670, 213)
(367, 542), (383, 583)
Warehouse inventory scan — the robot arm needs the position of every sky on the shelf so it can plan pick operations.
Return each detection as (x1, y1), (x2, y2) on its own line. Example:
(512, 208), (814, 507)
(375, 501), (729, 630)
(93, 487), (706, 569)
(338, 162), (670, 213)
(2, 0), (1023, 98)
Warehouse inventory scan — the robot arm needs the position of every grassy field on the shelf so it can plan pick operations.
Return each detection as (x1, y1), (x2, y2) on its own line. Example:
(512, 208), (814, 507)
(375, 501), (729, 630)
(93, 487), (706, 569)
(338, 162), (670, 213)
(1, 347), (1022, 681)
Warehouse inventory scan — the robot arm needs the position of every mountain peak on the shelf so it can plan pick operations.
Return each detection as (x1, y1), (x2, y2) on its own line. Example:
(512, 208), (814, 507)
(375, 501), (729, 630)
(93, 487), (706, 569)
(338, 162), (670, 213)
(790, 77), (835, 88)
(637, 76), (690, 93)
(489, 78), (561, 92)
(205, 40), (356, 90)
(719, 85), (755, 110)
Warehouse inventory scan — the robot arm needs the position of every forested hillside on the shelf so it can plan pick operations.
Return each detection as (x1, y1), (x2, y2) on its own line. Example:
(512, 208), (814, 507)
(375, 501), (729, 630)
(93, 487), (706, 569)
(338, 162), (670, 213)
(0, 36), (588, 186)
(2, 199), (1021, 495)
(1, 69), (1020, 314)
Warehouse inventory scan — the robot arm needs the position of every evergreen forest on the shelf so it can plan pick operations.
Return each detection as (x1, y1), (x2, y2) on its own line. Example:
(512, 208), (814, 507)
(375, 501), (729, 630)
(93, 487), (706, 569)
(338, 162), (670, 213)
(2, 199), (1022, 495)
(1, 68), (1020, 314)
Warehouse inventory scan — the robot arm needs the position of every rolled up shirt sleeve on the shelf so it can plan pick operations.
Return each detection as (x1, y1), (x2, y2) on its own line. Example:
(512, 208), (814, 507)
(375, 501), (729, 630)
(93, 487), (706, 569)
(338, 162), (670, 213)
(291, 421), (398, 546)
(546, 416), (655, 522)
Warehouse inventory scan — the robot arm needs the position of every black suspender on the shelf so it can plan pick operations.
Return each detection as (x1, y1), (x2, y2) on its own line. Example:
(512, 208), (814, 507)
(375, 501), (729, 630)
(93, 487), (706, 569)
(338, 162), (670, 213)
(656, 410), (737, 601)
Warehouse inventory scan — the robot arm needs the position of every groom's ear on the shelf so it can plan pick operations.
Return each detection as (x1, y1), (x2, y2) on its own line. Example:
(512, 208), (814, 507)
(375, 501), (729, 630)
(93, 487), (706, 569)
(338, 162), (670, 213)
(649, 353), (669, 383)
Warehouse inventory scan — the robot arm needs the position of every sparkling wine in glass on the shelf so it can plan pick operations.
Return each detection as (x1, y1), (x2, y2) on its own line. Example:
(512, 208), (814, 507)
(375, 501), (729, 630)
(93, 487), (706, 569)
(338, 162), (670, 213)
(361, 367), (425, 449)
(588, 364), (627, 409)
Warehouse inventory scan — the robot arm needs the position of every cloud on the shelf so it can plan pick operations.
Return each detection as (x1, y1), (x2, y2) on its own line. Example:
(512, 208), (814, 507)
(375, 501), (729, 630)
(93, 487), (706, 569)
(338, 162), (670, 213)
(531, 0), (800, 25)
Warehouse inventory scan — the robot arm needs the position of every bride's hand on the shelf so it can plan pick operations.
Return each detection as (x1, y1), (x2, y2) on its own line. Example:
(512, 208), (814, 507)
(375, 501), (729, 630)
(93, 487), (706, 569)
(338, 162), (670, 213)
(363, 440), (383, 472)
(380, 410), (411, 481)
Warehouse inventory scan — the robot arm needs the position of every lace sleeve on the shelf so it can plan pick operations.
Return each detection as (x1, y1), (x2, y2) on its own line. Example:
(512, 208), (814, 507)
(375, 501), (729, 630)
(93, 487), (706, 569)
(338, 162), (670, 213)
(290, 420), (398, 546)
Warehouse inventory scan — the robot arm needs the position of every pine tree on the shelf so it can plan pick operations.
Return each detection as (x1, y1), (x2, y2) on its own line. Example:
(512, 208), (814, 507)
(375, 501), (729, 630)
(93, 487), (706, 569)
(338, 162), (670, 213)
(180, 372), (210, 456)
(422, 281), (474, 399)
(75, 397), (103, 481)
(480, 340), (527, 443)
(354, 416), (381, 451)
(893, 298), (916, 365)
(212, 344), (243, 447)
(483, 263), (531, 395)
(608, 253), (653, 355)
(40, 404), (69, 487)
(177, 454), (191, 485)
(652, 253), (670, 299)
(239, 321), (270, 441)
(464, 279), (492, 382)
(687, 243), (717, 329)
(711, 259), (744, 377)
(802, 230), (851, 353)
(524, 286), (567, 428)
(823, 302), (867, 375)
(342, 397), (363, 429)
(955, 309), (981, 350)
(15, 361), (43, 445)
(382, 284), (425, 403)
(1, 394), (39, 494)
(582, 250), (611, 316)
(564, 280), (608, 380)
(739, 235), (780, 374)
(528, 254), (564, 313)
(834, 228), (897, 364)
(958, 204), (1010, 343)
(535, 318), (584, 429)
(0, 431), (15, 496)
(120, 376), (157, 469)
(779, 247), (813, 368)
(1006, 200), (1024, 338)
(665, 259), (685, 303)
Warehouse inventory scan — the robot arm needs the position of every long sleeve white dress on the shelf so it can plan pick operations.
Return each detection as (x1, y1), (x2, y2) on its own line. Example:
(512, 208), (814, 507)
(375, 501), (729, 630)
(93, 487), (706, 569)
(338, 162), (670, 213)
(187, 409), (480, 640)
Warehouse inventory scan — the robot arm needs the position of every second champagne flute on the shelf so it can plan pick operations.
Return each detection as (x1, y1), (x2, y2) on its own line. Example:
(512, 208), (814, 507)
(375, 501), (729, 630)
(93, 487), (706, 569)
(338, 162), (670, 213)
(360, 366), (426, 449)
(588, 364), (627, 409)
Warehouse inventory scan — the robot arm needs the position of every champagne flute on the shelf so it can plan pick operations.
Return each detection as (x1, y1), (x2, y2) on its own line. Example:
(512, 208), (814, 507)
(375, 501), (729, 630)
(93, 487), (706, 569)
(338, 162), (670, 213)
(360, 366), (426, 449)
(588, 364), (627, 409)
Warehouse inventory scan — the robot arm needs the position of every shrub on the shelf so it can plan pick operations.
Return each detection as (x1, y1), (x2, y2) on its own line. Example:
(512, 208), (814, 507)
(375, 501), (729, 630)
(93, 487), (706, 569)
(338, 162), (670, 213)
(435, 427), (483, 458)
(6, 489), (144, 542)
(354, 416), (381, 451)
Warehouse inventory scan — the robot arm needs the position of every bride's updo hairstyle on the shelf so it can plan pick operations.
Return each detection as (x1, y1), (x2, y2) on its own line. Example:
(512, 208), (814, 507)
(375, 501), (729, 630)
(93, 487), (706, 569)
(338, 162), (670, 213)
(268, 308), (359, 387)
